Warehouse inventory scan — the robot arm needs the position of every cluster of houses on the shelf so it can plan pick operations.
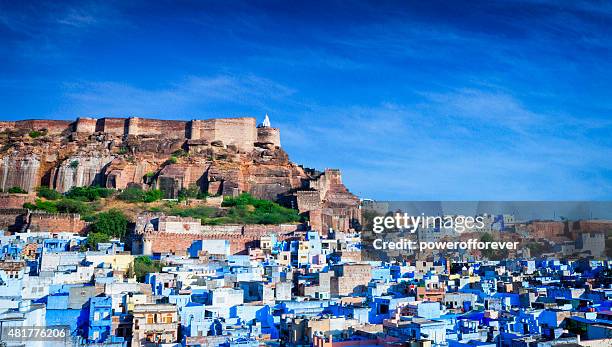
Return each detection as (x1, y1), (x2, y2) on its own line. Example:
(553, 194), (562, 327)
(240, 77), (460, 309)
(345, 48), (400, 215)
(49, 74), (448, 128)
(0, 215), (611, 347)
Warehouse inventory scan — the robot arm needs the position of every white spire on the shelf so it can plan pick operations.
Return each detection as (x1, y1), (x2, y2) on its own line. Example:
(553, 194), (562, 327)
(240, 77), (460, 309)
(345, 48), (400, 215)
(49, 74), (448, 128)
(262, 113), (271, 127)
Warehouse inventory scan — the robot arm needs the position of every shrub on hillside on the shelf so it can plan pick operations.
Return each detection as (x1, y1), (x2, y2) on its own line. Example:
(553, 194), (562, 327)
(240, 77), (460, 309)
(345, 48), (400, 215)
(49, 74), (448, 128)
(119, 187), (163, 203)
(28, 130), (45, 138)
(36, 186), (62, 200)
(8, 186), (27, 194)
(143, 189), (163, 203)
(222, 193), (301, 224)
(24, 199), (58, 213)
(56, 199), (92, 215)
(65, 186), (114, 201)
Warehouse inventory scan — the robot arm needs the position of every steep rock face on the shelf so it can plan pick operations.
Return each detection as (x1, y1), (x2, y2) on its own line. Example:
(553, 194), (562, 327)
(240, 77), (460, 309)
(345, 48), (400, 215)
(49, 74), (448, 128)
(0, 154), (41, 192)
(157, 161), (210, 198)
(242, 148), (308, 200)
(53, 154), (115, 193)
(104, 158), (160, 190)
(0, 116), (361, 232)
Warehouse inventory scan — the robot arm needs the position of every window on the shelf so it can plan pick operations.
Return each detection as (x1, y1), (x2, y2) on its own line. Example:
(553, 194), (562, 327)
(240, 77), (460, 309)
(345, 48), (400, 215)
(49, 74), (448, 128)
(379, 304), (389, 314)
(146, 314), (154, 324)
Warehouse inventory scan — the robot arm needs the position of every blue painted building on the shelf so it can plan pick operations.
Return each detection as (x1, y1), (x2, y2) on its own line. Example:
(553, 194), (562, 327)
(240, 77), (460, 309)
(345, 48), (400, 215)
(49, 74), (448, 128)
(87, 296), (113, 343)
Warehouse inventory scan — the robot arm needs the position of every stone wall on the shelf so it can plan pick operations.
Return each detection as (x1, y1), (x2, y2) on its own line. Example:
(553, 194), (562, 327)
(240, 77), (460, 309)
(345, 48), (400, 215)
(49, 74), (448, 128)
(142, 227), (296, 255)
(74, 117), (97, 133)
(295, 169), (361, 233)
(529, 221), (565, 239)
(189, 117), (257, 152)
(127, 118), (187, 138)
(577, 220), (612, 232)
(296, 191), (321, 213)
(29, 212), (88, 234)
(100, 118), (128, 136)
(0, 120), (71, 135)
(0, 193), (36, 208)
(136, 213), (300, 255)
(72, 116), (261, 152)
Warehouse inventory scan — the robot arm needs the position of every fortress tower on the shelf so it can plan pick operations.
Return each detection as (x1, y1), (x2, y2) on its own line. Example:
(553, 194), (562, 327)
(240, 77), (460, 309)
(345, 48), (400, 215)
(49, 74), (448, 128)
(256, 114), (281, 148)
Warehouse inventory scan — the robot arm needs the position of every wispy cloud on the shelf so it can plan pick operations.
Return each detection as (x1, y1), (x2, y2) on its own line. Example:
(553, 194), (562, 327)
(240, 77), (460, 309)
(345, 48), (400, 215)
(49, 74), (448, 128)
(280, 88), (612, 200)
(58, 75), (296, 118)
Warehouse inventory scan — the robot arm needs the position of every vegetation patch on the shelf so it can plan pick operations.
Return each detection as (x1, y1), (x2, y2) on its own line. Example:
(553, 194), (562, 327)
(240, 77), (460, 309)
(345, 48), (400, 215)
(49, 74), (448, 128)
(28, 130), (46, 138)
(8, 186), (27, 194)
(118, 187), (163, 203)
(36, 186), (62, 200)
(86, 209), (129, 249)
(149, 193), (301, 225)
(130, 256), (163, 282)
(66, 186), (115, 201)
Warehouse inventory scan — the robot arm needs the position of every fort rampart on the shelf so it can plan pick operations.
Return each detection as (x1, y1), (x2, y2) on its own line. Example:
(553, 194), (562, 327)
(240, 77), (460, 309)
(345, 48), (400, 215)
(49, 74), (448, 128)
(0, 116), (280, 151)
(28, 212), (89, 234)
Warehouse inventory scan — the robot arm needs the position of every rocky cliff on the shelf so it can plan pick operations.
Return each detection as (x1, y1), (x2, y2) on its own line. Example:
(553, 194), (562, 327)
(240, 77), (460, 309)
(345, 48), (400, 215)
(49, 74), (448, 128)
(0, 116), (360, 232)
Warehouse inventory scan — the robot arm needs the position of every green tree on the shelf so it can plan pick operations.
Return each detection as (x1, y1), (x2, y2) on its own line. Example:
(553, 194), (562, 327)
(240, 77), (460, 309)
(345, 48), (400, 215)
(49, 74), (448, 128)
(143, 189), (163, 203)
(87, 232), (111, 250)
(133, 256), (162, 282)
(91, 209), (129, 238)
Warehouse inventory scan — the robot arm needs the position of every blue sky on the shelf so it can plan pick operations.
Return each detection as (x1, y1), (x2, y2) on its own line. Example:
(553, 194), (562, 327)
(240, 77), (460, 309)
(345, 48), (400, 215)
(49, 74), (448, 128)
(1, 0), (611, 200)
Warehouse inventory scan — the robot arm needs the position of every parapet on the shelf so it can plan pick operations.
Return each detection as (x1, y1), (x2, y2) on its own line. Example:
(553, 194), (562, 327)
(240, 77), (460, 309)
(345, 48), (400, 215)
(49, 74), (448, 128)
(0, 119), (71, 135)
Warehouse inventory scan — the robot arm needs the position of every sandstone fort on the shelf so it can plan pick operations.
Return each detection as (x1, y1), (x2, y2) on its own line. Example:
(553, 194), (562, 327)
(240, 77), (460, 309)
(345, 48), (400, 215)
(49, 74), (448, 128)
(0, 115), (361, 235)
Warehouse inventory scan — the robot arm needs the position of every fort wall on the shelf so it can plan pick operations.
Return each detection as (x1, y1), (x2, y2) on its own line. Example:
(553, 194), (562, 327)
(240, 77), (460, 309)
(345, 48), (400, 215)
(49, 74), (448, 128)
(75, 117), (97, 133)
(71, 117), (263, 151)
(0, 120), (71, 135)
(139, 219), (299, 255)
(29, 212), (88, 234)
(100, 118), (128, 136)
(0, 193), (36, 208)
(215, 117), (257, 151)
(127, 117), (187, 138)
(296, 191), (321, 213)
